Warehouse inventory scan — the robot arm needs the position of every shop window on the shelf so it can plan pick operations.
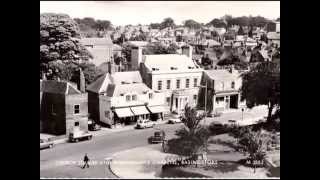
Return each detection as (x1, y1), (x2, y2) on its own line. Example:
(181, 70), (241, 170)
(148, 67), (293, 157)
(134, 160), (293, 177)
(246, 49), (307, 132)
(74, 105), (80, 114)
(74, 122), (79, 126)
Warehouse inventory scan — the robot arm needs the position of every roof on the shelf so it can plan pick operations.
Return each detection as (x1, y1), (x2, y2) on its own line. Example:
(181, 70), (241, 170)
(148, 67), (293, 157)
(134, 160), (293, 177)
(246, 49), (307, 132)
(80, 37), (113, 46)
(143, 54), (202, 72)
(41, 80), (81, 95)
(109, 83), (151, 97)
(267, 32), (280, 40)
(127, 41), (149, 47)
(86, 71), (143, 93)
(205, 69), (239, 82)
(259, 50), (269, 59)
(113, 44), (122, 51)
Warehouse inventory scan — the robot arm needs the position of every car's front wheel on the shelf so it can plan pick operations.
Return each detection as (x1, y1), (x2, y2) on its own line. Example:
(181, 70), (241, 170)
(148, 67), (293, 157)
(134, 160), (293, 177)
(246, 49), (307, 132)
(75, 139), (79, 142)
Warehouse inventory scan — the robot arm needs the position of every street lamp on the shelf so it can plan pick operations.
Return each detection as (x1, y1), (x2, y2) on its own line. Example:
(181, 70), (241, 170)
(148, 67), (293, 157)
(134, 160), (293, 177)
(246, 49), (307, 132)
(241, 108), (244, 121)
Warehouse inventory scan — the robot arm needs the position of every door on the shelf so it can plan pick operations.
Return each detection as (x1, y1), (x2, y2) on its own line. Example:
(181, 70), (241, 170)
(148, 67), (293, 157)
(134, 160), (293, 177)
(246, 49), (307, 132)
(230, 95), (238, 109)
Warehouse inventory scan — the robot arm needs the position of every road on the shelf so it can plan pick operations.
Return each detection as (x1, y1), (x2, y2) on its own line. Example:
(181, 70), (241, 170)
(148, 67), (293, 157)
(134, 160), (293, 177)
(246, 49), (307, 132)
(40, 106), (267, 178)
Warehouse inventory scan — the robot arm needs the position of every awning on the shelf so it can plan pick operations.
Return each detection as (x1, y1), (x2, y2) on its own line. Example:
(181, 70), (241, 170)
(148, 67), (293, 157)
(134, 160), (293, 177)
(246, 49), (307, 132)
(147, 106), (168, 113)
(130, 106), (150, 115)
(114, 108), (134, 118)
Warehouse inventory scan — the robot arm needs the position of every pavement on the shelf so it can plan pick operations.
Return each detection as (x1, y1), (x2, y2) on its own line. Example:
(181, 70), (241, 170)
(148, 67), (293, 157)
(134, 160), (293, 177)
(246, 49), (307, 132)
(110, 144), (179, 178)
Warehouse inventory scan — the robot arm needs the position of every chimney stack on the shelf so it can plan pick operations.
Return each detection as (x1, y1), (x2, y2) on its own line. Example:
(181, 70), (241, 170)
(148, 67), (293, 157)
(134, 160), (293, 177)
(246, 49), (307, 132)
(79, 68), (85, 93)
(42, 72), (47, 80)
(182, 45), (193, 58)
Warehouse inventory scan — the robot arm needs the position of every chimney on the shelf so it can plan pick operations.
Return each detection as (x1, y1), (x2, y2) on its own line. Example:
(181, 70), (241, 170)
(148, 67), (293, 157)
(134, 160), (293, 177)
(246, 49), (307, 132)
(182, 45), (193, 58)
(131, 46), (143, 70)
(42, 72), (47, 80)
(107, 61), (115, 74)
(79, 68), (85, 93)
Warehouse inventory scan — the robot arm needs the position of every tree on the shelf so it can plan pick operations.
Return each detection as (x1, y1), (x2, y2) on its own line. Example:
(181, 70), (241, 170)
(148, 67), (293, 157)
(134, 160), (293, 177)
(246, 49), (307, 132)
(240, 61), (280, 122)
(237, 26), (245, 35)
(40, 13), (101, 85)
(222, 14), (233, 28)
(150, 23), (161, 29)
(160, 17), (175, 29)
(238, 129), (271, 173)
(168, 105), (209, 158)
(207, 18), (227, 28)
(183, 19), (201, 29)
(142, 43), (179, 55)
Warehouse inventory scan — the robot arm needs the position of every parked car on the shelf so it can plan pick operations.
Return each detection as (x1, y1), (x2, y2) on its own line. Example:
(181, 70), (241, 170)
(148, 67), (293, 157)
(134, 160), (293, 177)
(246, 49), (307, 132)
(89, 122), (101, 131)
(213, 111), (222, 117)
(148, 130), (166, 144)
(69, 131), (92, 142)
(168, 118), (182, 124)
(40, 139), (54, 149)
(136, 119), (156, 129)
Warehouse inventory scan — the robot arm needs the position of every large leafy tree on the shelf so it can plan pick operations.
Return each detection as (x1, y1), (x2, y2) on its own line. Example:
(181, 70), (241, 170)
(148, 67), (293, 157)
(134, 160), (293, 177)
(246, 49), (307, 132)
(241, 61), (280, 122)
(160, 17), (175, 29)
(143, 43), (179, 55)
(183, 19), (201, 29)
(207, 18), (227, 28)
(40, 13), (97, 83)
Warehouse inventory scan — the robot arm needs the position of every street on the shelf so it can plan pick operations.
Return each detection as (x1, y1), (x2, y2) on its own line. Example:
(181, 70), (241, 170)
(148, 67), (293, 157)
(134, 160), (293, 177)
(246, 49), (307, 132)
(40, 106), (267, 178)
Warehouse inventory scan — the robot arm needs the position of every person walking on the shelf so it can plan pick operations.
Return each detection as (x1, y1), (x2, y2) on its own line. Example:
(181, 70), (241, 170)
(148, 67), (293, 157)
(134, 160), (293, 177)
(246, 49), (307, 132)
(82, 153), (90, 169)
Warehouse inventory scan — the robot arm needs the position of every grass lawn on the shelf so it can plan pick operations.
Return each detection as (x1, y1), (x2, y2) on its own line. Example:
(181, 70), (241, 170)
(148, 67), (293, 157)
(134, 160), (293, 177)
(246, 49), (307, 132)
(161, 133), (280, 178)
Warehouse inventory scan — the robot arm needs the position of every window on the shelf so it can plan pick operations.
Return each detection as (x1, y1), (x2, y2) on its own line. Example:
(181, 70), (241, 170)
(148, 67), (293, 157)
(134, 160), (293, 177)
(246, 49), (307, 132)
(216, 97), (224, 104)
(158, 80), (162, 90)
(126, 95), (131, 101)
(74, 122), (79, 126)
(149, 93), (153, 99)
(166, 97), (171, 106)
(74, 105), (80, 114)
(231, 81), (235, 89)
(194, 78), (198, 87)
(193, 95), (197, 101)
(176, 79), (180, 89)
(166, 80), (171, 90)
(186, 79), (190, 88)
(105, 111), (110, 118)
(132, 94), (137, 101)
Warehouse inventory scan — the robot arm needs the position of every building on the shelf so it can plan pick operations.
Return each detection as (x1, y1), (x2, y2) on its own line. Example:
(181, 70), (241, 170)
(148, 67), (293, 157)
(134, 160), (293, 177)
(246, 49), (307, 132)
(267, 32), (280, 47)
(140, 48), (203, 114)
(80, 35), (114, 67)
(202, 69), (246, 113)
(40, 74), (88, 136)
(86, 71), (166, 128)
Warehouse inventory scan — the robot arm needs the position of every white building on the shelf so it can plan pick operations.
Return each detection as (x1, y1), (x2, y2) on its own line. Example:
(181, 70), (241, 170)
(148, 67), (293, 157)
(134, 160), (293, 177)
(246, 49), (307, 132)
(140, 47), (203, 114)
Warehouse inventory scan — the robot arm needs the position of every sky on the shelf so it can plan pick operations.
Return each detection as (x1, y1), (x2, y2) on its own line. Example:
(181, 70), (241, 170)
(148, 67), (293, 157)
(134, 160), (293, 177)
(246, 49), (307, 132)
(40, 1), (280, 26)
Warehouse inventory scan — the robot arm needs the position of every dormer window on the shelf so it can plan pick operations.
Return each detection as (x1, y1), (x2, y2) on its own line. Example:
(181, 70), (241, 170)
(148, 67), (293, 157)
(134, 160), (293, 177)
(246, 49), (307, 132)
(231, 81), (235, 89)
(149, 93), (153, 99)
(170, 67), (178, 70)
(126, 95), (131, 101)
(132, 94), (137, 101)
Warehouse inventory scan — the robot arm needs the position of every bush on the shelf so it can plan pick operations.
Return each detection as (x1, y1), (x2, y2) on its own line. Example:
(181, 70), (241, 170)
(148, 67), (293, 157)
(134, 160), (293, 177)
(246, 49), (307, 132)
(208, 122), (229, 135)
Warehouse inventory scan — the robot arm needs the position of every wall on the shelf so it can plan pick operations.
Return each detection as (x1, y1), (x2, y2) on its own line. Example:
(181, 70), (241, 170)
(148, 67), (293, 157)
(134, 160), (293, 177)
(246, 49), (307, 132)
(65, 93), (89, 136)
(131, 47), (142, 70)
(98, 95), (113, 126)
(88, 92), (100, 122)
(40, 93), (66, 135)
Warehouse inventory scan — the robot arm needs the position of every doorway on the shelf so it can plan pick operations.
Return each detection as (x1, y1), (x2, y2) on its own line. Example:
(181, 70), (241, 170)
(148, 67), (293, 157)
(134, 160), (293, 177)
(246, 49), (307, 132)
(230, 94), (238, 109)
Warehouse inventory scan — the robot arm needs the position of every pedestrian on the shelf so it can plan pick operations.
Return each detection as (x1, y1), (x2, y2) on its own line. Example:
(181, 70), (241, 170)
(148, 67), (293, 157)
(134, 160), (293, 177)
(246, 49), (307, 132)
(82, 153), (90, 169)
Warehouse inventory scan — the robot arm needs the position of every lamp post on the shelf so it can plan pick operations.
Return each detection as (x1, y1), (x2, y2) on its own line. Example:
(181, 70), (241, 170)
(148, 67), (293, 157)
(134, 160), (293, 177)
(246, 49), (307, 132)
(241, 108), (244, 121)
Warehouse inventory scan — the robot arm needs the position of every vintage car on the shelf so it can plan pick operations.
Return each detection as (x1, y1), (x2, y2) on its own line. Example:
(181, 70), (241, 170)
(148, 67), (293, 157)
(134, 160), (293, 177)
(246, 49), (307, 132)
(40, 139), (54, 149)
(168, 118), (182, 124)
(136, 119), (156, 129)
(69, 131), (92, 143)
(148, 130), (166, 144)
(88, 120), (101, 131)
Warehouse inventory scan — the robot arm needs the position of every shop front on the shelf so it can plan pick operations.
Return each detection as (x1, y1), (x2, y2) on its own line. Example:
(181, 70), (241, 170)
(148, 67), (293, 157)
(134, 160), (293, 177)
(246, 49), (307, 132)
(147, 105), (167, 121)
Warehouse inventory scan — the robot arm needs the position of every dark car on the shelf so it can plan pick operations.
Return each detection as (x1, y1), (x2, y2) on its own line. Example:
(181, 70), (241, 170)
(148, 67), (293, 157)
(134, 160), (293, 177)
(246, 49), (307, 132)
(40, 139), (54, 149)
(148, 131), (166, 144)
(89, 123), (101, 131)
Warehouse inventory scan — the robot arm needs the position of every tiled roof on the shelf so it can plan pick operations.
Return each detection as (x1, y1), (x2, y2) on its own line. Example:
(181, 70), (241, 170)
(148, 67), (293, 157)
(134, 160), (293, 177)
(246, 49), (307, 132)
(86, 71), (143, 94)
(205, 69), (239, 82)
(41, 80), (81, 95)
(110, 83), (151, 97)
(143, 54), (201, 72)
